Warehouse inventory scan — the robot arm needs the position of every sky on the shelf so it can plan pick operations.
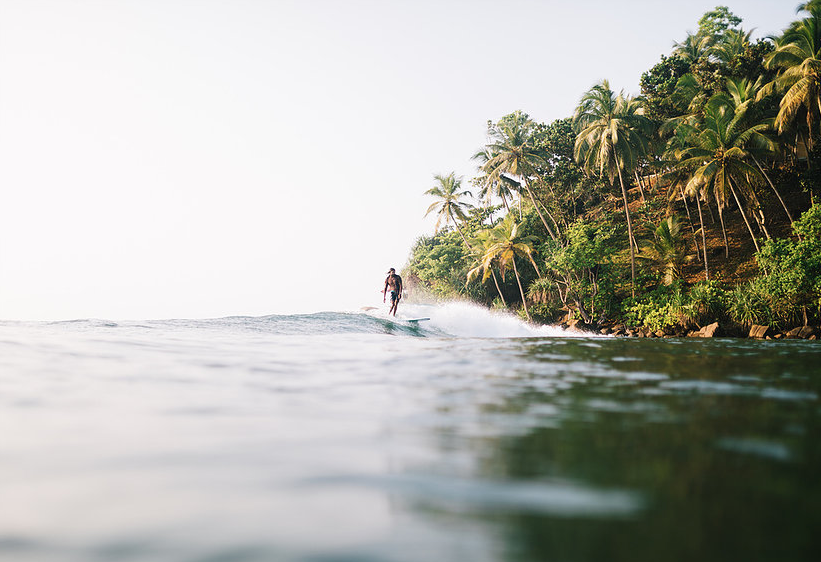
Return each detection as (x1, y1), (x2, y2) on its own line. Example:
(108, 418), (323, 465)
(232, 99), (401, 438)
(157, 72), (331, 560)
(0, 0), (801, 320)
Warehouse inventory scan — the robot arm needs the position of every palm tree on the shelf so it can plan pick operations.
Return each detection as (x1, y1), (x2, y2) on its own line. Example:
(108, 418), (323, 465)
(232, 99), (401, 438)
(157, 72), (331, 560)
(710, 29), (754, 66)
(673, 32), (714, 64)
(482, 111), (558, 241)
(678, 96), (768, 254)
(723, 76), (796, 230)
(473, 215), (540, 321)
(424, 172), (474, 246)
(760, 5), (821, 152)
(639, 216), (688, 285)
(466, 229), (506, 307)
(573, 80), (651, 297)
(471, 147), (514, 213)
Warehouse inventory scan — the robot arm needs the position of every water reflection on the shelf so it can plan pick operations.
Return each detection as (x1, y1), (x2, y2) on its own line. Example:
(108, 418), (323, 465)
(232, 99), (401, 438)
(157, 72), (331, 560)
(1, 322), (820, 562)
(452, 338), (821, 562)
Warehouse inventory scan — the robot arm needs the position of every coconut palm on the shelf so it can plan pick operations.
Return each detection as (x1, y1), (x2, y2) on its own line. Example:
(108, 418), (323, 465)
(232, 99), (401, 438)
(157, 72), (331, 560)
(760, 5), (821, 149)
(424, 172), (474, 246)
(573, 80), (652, 297)
(471, 147), (514, 213)
(639, 216), (688, 285)
(673, 32), (714, 63)
(466, 229), (506, 307)
(472, 215), (541, 321)
(710, 28), (753, 66)
(677, 96), (768, 254)
(482, 111), (558, 241)
(722, 76), (796, 229)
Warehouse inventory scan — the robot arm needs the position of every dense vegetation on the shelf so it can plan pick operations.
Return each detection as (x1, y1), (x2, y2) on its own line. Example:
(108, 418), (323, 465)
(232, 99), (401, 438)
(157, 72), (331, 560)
(405, 3), (821, 334)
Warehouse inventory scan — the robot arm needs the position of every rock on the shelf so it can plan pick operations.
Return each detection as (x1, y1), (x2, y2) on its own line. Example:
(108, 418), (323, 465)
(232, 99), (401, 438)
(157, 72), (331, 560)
(797, 325), (819, 339)
(654, 330), (666, 338)
(784, 327), (811, 339)
(699, 322), (720, 338)
(749, 324), (770, 339)
(773, 333), (784, 339)
(600, 327), (611, 335)
(810, 335), (817, 340)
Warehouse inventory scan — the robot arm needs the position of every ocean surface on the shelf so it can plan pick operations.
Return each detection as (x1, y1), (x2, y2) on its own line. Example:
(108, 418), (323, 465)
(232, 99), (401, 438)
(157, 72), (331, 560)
(1, 302), (820, 562)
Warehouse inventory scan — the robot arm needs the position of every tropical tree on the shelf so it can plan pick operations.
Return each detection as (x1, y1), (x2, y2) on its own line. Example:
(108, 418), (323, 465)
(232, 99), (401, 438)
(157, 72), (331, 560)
(673, 32), (714, 64)
(639, 216), (689, 285)
(471, 147), (515, 213)
(472, 215), (541, 320)
(482, 111), (559, 241)
(760, 4), (821, 155)
(724, 77), (796, 229)
(711, 29), (754, 66)
(677, 95), (769, 254)
(466, 228), (507, 307)
(573, 80), (652, 296)
(424, 172), (474, 246)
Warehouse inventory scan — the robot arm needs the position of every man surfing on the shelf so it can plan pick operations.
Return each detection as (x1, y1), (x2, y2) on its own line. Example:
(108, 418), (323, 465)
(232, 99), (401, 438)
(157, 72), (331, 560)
(382, 267), (403, 317)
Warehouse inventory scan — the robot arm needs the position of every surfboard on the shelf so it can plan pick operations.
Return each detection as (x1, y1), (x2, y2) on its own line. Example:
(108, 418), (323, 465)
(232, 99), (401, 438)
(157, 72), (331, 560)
(404, 317), (430, 323)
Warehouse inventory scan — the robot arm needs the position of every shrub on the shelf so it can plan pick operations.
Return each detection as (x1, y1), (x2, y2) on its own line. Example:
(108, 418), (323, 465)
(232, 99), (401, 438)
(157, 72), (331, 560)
(621, 284), (683, 332)
(728, 279), (773, 328)
(751, 204), (821, 326)
(679, 280), (729, 327)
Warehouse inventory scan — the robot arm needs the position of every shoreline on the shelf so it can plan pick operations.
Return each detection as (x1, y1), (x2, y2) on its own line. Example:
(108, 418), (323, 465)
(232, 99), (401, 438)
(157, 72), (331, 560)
(564, 318), (820, 340)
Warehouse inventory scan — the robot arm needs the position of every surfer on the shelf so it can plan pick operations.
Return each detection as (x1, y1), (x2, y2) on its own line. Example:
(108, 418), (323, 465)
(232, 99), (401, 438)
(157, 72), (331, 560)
(383, 268), (403, 316)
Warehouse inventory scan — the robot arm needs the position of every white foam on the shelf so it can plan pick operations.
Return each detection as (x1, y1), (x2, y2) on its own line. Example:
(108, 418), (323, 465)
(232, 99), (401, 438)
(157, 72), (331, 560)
(394, 301), (586, 338)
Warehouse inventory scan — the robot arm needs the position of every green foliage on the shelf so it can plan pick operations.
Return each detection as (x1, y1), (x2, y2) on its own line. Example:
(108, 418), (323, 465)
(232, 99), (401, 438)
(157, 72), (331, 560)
(622, 280), (733, 331)
(680, 280), (729, 327)
(410, 5), (817, 331)
(698, 6), (742, 38)
(640, 54), (692, 120)
(638, 215), (688, 285)
(621, 284), (683, 332)
(728, 278), (775, 327)
(749, 204), (821, 325)
(406, 230), (475, 300)
(541, 219), (619, 322)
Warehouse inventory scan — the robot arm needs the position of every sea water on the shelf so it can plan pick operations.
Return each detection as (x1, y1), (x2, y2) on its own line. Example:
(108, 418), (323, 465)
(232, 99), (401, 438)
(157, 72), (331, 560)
(1, 302), (819, 562)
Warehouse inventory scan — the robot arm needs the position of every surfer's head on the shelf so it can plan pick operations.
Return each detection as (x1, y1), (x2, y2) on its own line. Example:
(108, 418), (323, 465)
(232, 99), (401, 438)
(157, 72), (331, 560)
(387, 268), (395, 274)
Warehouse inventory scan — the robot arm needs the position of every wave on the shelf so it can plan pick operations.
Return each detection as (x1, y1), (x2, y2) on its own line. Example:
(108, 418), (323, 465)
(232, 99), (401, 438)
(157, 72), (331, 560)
(225, 301), (579, 338)
(26, 302), (589, 338)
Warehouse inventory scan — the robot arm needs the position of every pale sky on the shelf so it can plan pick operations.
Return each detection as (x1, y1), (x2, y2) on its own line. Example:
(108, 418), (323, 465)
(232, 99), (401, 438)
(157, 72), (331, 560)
(0, 0), (798, 320)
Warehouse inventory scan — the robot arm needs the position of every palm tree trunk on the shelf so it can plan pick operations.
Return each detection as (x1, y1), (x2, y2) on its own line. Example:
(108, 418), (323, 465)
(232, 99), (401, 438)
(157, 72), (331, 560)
(705, 198), (716, 224)
(718, 205), (729, 258)
(679, 183), (700, 256)
(523, 180), (558, 241)
(728, 178), (760, 253)
(634, 170), (646, 202)
(511, 259), (531, 321)
(500, 192), (511, 213)
(747, 187), (771, 240)
(616, 167), (636, 298)
(695, 194), (709, 280)
(490, 269), (506, 307)
(751, 154), (797, 236)
(455, 223), (472, 249)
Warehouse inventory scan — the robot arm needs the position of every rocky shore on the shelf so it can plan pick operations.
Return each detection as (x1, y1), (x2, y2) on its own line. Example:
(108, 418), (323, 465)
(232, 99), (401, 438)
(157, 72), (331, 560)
(564, 318), (820, 340)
